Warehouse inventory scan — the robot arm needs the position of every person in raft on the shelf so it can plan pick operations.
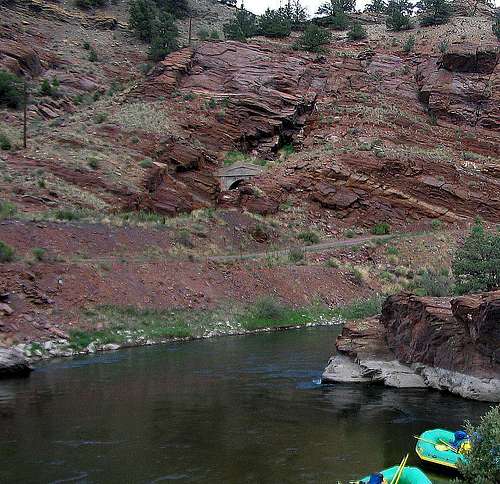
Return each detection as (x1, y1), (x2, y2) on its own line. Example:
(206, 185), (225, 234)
(366, 473), (388, 484)
(452, 430), (472, 453)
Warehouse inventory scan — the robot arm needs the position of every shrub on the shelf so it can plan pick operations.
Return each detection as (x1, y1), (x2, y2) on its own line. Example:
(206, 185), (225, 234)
(139, 158), (153, 168)
(55, 209), (84, 221)
(0, 132), (12, 151)
(418, 268), (454, 296)
(294, 24), (331, 53)
(452, 219), (500, 294)
(325, 257), (340, 268)
(288, 247), (305, 263)
(209, 30), (220, 40)
(223, 5), (258, 41)
(32, 247), (47, 261)
(39, 79), (53, 96)
(350, 266), (365, 285)
(88, 157), (99, 169)
(129, 0), (159, 42)
(431, 219), (443, 230)
(438, 39), (449, 53)
(0, 240), (15, 262)
(371, 222), (391, 235)
(198, 28), (210, 40)
(416, 0), (452, 27)
(348, 22), (367, 41)
(454, 405), (500, 483)
(258, 8), (292, 38)
(297, 230), (320, 245)
(175, 228), (193, 248)
(88, 47), (98, 62)
(0, 200), (16, 220)
(94, 112), (107, 124)
(345, 229), (356, 238)
(326, 11), (350, 30)
(402, 34), (416, 53)
(386, 245), (399, 255)
(386, 0), (413, 31)
(0, 69), (22, 109)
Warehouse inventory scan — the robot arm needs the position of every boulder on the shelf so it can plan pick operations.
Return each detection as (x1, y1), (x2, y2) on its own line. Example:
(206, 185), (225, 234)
(322, 291), (500, 401)
(0, 348), (32, 379)
(441, 43), (499, 74)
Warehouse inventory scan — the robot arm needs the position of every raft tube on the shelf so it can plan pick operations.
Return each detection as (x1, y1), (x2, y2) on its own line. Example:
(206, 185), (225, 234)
(359, 465), (432, 484)
(416, 428), (467, 469)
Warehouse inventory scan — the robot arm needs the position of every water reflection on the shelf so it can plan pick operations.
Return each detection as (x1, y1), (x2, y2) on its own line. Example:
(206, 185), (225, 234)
(0, 328), (491, 483)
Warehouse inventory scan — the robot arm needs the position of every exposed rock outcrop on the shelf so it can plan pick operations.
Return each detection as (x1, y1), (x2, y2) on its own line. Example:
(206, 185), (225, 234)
(322, 291), (500, 401)
(416, 43), (499, 128)
(0, 348), (32, 378)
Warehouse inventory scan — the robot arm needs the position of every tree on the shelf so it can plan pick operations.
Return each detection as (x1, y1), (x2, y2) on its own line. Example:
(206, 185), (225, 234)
(223, 5), (258, 41)
(365, 0), (388, 13)
(386, 0), (413, 31)
(348, 22), (367, 40)
(454, 405), (500, 483)
(129, 0), (158, 42)
(148, 10), (179, 61)
(258, 8), (292, 38)
(293, 24), (331, 53)
(416, 0), (452, 26)
(316, 0), (356, 16)
(452, 219), (500, 294)
(282, 0), (309, 28)
(0, 69), (22, 109)
(154, 0), (189, 18)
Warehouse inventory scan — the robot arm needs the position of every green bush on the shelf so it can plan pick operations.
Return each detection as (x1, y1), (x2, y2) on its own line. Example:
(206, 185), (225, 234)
(94, 112), (107, 124)
(0, 240), (15, 262)
(402, 34), (416, 53)
(294, 24), (331, 53)
(198, 28), (210, 40)
(297, 230), (320, 245)
(0, 132), (12, 151)
(88, 157), (100, 169)
(371, 222), (391, 235)
(416, 0), (452, 27)
(452, 219), (500, 294)
(88, 47), (98, 62)
(431, 219), (443, 230)
(39, 79), (53, 96)
(0, 200), (16, 220)
(0, 69), (22, 109)
(417, 268), (454, 297)
(386, 245), (399, 255)
(209, 30), (220, 40)
(148, 11), (179, 61)
(32, 247), (47, 261)
(55, 209), (84, 221)
(348, 22), (367, 40)
(386, 0), (413, 31)
(140, 158), (153, 168)
(223, 5), (258, 41)
(454, 405), (500, 483)
(288, 247), (305, 263)
(316, 0), (356, 15)
(258, 8), (292, 38)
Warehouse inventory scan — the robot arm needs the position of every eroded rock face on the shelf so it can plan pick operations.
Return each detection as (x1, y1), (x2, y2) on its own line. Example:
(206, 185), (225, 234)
(0, 348), (32, 379)
(323, 291), (500, 401)
(416, 43), (499, 127)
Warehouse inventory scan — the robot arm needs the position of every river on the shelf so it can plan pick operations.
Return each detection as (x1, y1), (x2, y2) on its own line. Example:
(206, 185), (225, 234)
(0, 327), (491, 483)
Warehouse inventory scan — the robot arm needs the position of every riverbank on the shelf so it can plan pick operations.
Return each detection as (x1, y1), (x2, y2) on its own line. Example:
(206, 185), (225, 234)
(8, 296), (383, 363)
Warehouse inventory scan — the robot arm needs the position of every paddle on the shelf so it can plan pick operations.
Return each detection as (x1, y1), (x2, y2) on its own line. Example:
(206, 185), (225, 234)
(390, 453), (409, 484)
(439, 438), (459, 454)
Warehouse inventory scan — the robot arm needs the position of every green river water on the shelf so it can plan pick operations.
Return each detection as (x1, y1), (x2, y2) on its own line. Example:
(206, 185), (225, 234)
(0, 326), (491, 483)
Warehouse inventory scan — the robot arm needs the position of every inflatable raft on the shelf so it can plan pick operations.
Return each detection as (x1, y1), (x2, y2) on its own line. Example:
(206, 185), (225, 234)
(416, 429), (467, 469)
(359, 465), (432, 484)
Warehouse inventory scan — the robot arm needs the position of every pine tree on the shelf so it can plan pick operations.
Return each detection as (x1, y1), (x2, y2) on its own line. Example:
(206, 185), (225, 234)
(452, 219), (500, 294)
(129, 0), (158, 42)
(386, 0), (413, 31)
(365, 0), (388, 13)
(416, 0), (452, 26)
(348, 22), (367, 40)
(258, 8), (292, 38)
(223, 5), (258, 41)
(293, 24), (331, 53)
(283, 0), (308, 29)
(316, 0), (356, 15)
(148, 10), (179, 61)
